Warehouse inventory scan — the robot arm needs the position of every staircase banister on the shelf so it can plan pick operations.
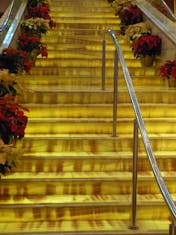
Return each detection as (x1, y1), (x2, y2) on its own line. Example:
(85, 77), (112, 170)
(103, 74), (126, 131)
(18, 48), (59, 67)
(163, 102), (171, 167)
(159, 0), (176, 22)
(0, 0), (28, 53)
(0, 0), (15, 32)
(135, 0), (176, 46)
(106, 29), (176, 220)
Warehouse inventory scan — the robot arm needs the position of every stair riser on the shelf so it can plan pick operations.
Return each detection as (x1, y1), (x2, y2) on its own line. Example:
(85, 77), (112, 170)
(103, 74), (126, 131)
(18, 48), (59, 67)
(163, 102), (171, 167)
(20, 137), (176, 153)
(25, 121), (176, 135)
(56, 18), (119, 23)
(23, 76), (164, 88)
(30, 66), (156, 77)
(57, 23), (118, 31)
(50, 7), (113, 13)
(22, 91), (176, 104)
(26, 105), (176, 119)
(39, 51), (133, 59)
(51, 12), (118, 18)
(0, 180), (173, 197)
(0, 205), (170, 222)
(16, 157), (176, 173)
(34, 59), (141, 68)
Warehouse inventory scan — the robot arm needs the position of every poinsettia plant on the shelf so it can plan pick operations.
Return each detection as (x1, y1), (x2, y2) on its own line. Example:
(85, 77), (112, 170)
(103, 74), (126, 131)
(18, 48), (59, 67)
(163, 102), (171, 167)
(160, 59), (176, 79)
(132, 34), (162, 58)
(17, 33), (48, 57)
(119, 5), (143, 26)
(111, 0), (132, 16)
(125, 22), (151, 42)
(0, 69), (23, 97)
(21, 17), (50, 36)
(0, 138), (23, 175)
(0, 96), (29, 144)
(27, 0), (50, 8)
(0, 48), (33, 74)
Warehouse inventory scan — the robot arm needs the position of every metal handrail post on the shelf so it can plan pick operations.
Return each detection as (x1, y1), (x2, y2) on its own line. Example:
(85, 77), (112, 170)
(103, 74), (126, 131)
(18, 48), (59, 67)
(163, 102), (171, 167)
(102, 37), (106, 90)
(169, 219), (176, 235)
(112, 49), (118, 137)
(130, 118), (139, 230)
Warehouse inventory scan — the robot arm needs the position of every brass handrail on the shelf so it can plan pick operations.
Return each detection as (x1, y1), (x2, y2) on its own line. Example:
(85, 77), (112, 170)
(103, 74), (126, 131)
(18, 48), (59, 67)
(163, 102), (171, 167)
(102, 29), (176, 232)
(0, 0), (15, 32)
(159, 0), (176, 21)
(0, 0), (28, 52)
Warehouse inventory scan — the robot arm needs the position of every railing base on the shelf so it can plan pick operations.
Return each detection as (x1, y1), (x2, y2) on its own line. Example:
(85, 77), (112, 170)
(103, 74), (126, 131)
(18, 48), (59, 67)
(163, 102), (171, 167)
(129, 225), (138, 230)
(169, 223), (176, 235)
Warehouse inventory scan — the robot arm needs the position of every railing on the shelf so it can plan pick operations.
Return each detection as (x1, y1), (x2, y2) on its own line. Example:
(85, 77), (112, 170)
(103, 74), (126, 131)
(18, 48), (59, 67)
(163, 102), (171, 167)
(158, 0), (176, 21)
(0, 0), (28, 52)
(0, 0), (15, 32)
(102, 29), (176, 234)
(135, 0), (176, 46)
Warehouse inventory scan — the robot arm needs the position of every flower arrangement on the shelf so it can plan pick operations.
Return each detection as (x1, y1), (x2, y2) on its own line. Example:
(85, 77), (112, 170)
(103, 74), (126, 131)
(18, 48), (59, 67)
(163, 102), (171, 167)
(132, 34), (162, 58)
(27, 4), (57, 29)
(111, 0), (132, 16)
(21, 17), (50, 36)
(125, 22), (151, 42)
(160, 59), (176, 79)
(27, 5), (50, 19)
(0, 69), (23, 97)
(27, 0), (50, 8)
(17, 33), (48, 57)
(119, 5), (143, 26)
(0, 138), (23, 175)
(0, 48), (33, 74)
(0, 96), (29, 145)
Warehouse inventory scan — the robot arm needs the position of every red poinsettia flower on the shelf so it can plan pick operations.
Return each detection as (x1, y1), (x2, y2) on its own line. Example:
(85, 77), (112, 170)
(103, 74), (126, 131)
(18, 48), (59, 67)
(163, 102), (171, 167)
(0, 96), (29, 144)
(119, 5), (143, 26)
(132, 34), (162, 58)
(160, 59), (176, 79)
(0, 48), (32, 74)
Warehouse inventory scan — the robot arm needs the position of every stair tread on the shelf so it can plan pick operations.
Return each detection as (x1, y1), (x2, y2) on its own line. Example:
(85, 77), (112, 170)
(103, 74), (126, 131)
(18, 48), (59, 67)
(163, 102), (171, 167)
(27, 117), (176, 122)
(1, 171), (175, 180)
(23, 133), (176, 139)
(22, 150), (176, 159)
(0, 194), (174, 206)
(0, 220), (169, 234)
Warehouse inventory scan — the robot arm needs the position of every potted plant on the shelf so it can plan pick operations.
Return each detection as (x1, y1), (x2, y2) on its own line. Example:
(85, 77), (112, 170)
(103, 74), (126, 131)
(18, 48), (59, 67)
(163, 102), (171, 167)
(0, 138), (23, 176)
(0, 48), (33, 74)
(0, 96), (28, 145)
(160, 59), (176, 87)
(131, 34), (162, 66)
(125, 22), (151, 42)
(21, 17), (50, 36)
(0, 69), (23, 97)
(111, 0), (132, 16)
(119, 5), (143, 35)
(26, 4), (56, 29)
(27, 0), (50, 8)
(17, 33), (48, 64)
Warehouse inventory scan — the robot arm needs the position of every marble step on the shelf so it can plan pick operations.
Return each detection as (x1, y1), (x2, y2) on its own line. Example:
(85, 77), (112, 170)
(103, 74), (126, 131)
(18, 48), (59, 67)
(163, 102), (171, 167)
(29, 65), (158, 77)
(25, 118), (176, 135)
(22, 75), (166, 89)
(41, 33), (122, 43)
(0, 194), (174, 222)
(38, 49), (133, 59)
(1, 171), (176, 196)
(18, 134), (176, 153)
(25, 103), (176, 119)
(0, 219), (169, 234)
(16, 151), (176, 173)
(21, 89), (175, 104)
(34, 58), (141, 68)
(55, 18), (119, 24)
(50, 12), (118, 18)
